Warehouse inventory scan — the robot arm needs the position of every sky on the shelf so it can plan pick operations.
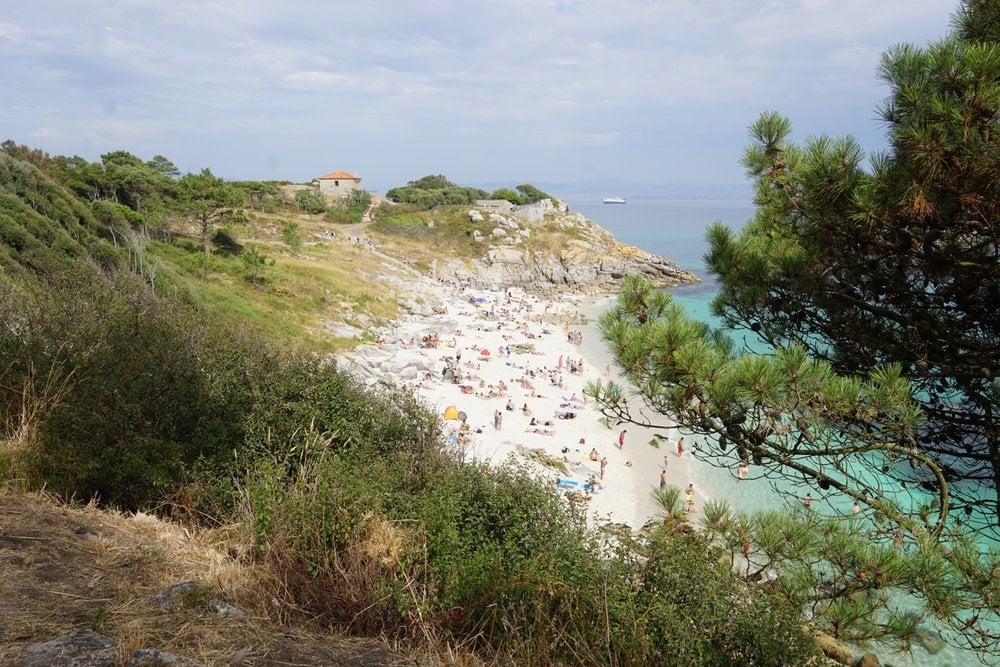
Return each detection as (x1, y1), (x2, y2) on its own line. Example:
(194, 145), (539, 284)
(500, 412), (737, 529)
(1, 0), (959, 195)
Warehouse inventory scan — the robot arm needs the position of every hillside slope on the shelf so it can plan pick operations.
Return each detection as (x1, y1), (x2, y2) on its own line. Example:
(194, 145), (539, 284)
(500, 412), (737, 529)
(0, 491), (414, 666)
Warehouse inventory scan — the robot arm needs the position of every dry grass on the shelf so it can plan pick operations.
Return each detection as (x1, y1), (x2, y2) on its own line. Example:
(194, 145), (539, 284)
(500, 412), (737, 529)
(0, 490), (432, 665)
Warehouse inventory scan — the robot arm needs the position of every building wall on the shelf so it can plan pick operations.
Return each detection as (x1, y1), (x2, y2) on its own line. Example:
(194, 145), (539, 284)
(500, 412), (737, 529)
(473, 199), (515, 214)
(318, 177), (361, 199)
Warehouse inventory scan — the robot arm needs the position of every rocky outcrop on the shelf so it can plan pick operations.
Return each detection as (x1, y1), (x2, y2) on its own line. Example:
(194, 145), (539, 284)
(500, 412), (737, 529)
(14, 629), (203, 666)
(449, 202), (698, 293)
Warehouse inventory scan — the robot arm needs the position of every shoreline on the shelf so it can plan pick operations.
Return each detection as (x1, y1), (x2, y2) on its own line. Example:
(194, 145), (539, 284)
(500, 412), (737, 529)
(342, 278), (974, 667)
(344, 280), (721, 531)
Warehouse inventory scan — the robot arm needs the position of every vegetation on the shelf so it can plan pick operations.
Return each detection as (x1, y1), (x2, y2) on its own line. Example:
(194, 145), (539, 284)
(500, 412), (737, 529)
(384, 174), (553, 210)
(0, 267), (817, 665)
(368, 204), (485, 260)
(705, 28), (1000, 535)
(0, 142), (819, 664)
(385, 174), (488, 209)
(0, 3), (996, 662)
(293, 188), (327, 214)
(588, 0), (999, 657)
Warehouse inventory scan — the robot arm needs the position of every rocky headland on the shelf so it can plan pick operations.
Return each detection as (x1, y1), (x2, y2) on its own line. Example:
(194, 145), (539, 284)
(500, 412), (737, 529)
(435, 198), (698, 292)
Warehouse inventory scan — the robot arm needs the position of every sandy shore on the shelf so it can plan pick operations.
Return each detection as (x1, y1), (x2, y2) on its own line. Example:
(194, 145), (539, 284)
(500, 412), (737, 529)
(352, 283), (716, 530)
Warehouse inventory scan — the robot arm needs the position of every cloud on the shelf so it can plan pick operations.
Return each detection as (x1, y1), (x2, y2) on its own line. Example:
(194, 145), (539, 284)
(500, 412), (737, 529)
(0, 0), (958, 187)
(551, 132), (622, 147)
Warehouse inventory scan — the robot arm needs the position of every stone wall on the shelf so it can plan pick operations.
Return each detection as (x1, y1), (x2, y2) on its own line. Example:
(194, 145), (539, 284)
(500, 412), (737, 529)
(318, 177), (361, 199)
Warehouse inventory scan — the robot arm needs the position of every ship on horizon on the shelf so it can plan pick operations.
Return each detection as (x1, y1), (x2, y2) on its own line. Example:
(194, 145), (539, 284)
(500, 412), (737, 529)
(602, 196), (626, 204)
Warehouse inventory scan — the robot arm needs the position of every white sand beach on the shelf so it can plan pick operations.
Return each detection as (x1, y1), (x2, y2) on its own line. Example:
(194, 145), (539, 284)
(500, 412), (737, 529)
(346, 282), (720, 531)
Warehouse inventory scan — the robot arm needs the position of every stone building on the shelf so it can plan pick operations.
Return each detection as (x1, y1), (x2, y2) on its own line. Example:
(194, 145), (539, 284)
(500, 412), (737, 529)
(473, 199), (515, 214)
(317, 171), (362, 199)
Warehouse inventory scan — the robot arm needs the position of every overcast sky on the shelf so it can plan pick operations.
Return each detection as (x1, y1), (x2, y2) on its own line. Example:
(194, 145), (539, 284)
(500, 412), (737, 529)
(1, 1), (958, 195)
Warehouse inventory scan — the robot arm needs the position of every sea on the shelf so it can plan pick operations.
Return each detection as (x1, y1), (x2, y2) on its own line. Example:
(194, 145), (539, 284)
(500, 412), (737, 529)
(564, 193), (991, 667)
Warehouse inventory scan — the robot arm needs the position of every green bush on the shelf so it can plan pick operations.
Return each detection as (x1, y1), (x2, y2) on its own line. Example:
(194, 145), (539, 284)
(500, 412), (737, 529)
(488, 187), (524, 204)
(281, 222), (302, 250)
(0, 272), (266, 509)
(294, 188), (326, 214)
(633, 529), (818, 665)
(241, 434), (817, 665)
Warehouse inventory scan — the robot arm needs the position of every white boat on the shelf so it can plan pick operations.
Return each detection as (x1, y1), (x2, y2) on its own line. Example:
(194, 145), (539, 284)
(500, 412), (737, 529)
(602, 196), (626, 204)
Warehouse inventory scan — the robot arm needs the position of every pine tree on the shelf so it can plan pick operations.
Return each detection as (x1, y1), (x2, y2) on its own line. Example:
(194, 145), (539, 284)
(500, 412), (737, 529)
(589, 1), (1000, 656)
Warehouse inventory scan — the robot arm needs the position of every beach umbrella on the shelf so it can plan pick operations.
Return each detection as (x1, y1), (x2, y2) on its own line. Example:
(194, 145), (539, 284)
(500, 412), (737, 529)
(480, 349), (490, 356)
(443, 405), (460, 420)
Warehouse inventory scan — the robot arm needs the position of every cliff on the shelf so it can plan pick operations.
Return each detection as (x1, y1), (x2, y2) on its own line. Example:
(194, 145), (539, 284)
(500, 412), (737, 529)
(376, 198), (698, 294)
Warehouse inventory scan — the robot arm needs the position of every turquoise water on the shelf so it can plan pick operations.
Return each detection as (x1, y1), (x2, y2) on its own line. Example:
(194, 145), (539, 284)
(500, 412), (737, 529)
(566, 194), (993, 666)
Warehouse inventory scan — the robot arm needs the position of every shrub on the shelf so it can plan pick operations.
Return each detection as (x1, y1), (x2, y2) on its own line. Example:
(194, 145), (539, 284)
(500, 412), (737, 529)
(294, 189), (326, 214)
(2, 271), (265, 509)
(281, 222), (302, 250)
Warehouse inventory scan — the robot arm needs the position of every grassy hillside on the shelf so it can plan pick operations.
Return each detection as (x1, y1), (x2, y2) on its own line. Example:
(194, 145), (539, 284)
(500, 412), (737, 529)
(0, 147), (820, 666)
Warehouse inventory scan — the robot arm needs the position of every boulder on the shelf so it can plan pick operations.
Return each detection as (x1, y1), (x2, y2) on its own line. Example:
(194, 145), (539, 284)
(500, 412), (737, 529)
(856, 653), (880, 667)
(914, 626), (946, 654)
(15, 629), (115, 667)
(207, 598), (246, 618)
(324, 321), (363, 339)
(468, 210), (484, 223)
(153, 580), (201, 609)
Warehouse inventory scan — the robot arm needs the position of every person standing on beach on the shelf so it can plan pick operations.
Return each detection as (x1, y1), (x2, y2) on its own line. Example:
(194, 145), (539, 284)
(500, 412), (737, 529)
(803, 493), (812, 509)
(600, 456), (608, 480)
(618, 429), (627, 449)
(685, 483), (695, 511)
(677, 437), (685, 457)
(659, 469), (666, 490)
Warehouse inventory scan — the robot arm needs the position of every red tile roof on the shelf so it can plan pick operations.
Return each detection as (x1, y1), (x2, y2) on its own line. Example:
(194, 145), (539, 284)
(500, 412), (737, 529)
(318, 171), (360, 180)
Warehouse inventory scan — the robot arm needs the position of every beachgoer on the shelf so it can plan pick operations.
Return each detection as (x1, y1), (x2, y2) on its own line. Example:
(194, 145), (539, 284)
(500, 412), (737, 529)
(803, 493), (812, 509)
(618, 429), (627, 449)
(600, 456), (608, 479)
(852, 501), (861, 515)
(659, 469), (666, 490)
(677, 437), (685, 457)
(685, 483), (695, 511)
(737, 463), (748, 480)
